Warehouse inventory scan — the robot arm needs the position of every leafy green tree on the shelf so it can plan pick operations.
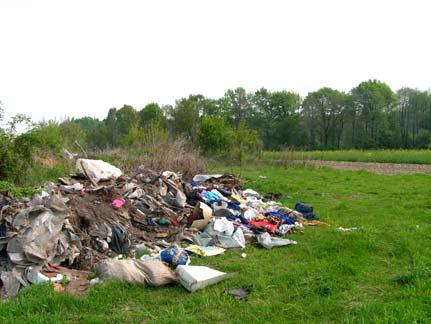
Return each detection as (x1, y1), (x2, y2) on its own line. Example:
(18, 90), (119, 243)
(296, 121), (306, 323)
(171, 95), (202, 142)
(59, 119), (87, 150)
(397, 88), (431, 147)
(415, 129), (431, 148)
(139, 103), (167, 130)
(250, 88), (302, 149)
(198, 116), (231, 154)
(350, 80), (397, 148)
(122, 124), (145, 147)
(104, 105), (139, 146)
(224, 87), (253, 128)
(302, 88), (347, 149)
(74, 117), (109, 149)
(229, 121), (261, 165)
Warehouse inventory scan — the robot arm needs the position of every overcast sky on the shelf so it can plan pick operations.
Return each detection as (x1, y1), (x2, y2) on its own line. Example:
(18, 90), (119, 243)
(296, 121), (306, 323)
(1, 0), (430, 122)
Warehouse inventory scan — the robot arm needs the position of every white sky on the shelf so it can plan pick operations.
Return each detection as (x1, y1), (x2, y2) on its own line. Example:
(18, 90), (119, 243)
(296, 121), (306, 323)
(1, 0), (430, 122)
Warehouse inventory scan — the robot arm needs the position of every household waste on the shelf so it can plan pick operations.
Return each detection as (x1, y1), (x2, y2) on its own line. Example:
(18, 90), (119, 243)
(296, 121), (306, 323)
(0, 159), (321, 297)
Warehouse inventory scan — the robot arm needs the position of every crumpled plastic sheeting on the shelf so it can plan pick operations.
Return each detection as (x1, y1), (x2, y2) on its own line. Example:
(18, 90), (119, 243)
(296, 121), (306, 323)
(9, 196), (66, 264)
(2, 194), (81, 296)
(257, 232), (297, 249)
(195, 221), (245, 249)
(1, 270), (26, 297)
(213, 218), (234, 236)
(192, 174), (223, 183)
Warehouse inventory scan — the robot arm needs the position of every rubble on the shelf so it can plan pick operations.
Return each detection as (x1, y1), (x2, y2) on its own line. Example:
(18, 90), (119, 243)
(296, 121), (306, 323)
(0, 159), (324, 297)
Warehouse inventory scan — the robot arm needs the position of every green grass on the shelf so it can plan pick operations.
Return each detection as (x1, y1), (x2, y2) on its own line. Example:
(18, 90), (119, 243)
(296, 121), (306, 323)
(261, 149), (431, 164)
(0, 164), (430, 323)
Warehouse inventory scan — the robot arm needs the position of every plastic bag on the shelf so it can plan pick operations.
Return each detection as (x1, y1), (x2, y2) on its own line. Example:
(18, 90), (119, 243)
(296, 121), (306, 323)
(213, 218), (234, 236)
(257, 232), (297, 249)
(109, 224), (130, 254)
(160, 246), (190, 267)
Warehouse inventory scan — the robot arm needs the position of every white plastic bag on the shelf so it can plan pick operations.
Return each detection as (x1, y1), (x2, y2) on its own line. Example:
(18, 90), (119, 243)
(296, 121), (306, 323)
(213, 218), (234, 236)
(257, 232), (297, 249)
(232, 227), (246, 248)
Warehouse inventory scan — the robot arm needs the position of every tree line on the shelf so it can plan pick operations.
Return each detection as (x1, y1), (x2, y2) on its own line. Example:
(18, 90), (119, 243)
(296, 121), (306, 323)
(53, 80), (429, 152)
(2, 80), (431, 170)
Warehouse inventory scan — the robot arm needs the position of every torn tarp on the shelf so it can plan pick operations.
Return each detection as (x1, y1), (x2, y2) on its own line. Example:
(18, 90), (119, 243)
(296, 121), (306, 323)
(1, 194), (81, 296)
(7, 194), (79, 266)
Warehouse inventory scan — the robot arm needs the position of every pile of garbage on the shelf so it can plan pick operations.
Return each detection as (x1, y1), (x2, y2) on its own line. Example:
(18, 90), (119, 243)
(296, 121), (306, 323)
(0, 159), (322, 297)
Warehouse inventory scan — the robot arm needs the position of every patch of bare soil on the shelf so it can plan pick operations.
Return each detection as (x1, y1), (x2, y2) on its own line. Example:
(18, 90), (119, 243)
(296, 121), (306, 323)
(302, 160), (431, 175)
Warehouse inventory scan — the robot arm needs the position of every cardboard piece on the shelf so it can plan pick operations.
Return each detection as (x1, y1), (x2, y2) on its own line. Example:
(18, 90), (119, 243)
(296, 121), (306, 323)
(191, 202), (212, 230)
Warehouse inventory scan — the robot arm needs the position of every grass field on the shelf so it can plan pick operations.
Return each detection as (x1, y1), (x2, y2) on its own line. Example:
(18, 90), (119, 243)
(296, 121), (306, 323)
(0, 164), (430, 323)
(261, 149), (431, 164)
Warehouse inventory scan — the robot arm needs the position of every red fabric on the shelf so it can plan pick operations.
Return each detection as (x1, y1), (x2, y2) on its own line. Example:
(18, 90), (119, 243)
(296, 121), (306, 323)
(249, 220), (277, 234)
(170, 219), (179, 227)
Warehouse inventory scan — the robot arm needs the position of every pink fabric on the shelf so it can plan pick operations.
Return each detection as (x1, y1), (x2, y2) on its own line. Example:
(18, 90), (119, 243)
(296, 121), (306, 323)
(112, 198), (125, 209)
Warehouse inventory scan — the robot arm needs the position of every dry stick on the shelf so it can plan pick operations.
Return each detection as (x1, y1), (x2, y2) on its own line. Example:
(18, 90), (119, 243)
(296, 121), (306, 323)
(80, 160), (98, 187)
(74, 140), (88, 157)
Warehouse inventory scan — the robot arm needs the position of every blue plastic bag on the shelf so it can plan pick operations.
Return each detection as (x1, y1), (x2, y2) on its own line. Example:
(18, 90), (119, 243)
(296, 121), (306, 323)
(160, 246), (190, 267)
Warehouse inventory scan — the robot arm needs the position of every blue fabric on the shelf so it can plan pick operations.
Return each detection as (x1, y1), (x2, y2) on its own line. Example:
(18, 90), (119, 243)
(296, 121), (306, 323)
(303, 212), (317, 220)
(264, 211), (295, 225)
(227, 201), (241, 211)
(0, 223), (6, 237)
(203, 191), (221, 204)
(147, 217), (157, 226)
(226, 215), (249, 224)
(295, 202), (313, 214)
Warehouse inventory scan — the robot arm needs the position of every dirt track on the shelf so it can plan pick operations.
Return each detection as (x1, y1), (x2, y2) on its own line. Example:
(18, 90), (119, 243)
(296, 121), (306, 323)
(302, 160), (431, 175)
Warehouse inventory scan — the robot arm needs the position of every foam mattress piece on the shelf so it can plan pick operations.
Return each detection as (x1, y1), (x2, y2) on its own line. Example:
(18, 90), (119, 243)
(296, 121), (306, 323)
(176, 265), (229, 292)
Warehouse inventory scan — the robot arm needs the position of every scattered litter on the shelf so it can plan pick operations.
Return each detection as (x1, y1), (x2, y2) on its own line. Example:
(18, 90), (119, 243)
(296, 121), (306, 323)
(192, 174), (223, 183)
(112, 198), (125, 209)
(53, 283), (65, 292)
(227, 287), (250, 300)
(337, 227), (359, 232)
(185, 245), (226, 257)
(303, 220), (330, 227)
(213, 217), (235, 236)
(190, 202), (212, 230)
(109, 224), (131, 255)
(176, 265), (231, 292)
(61, 183), (84, 192)
(257, 232), (297, 249)
(160, 246), (190, 266)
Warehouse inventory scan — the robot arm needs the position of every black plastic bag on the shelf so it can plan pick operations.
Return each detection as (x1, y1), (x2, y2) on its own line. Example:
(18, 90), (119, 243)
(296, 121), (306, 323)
(109, 224), (131, 254)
